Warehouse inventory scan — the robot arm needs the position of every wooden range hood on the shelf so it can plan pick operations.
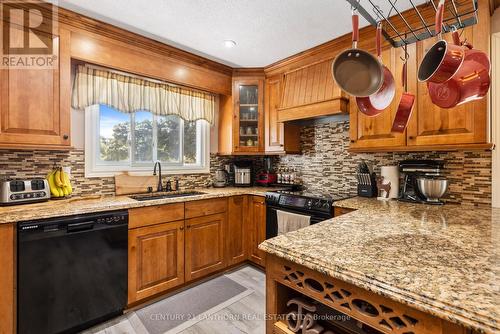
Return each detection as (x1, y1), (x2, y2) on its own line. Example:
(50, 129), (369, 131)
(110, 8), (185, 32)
(277, 58), (349, 122)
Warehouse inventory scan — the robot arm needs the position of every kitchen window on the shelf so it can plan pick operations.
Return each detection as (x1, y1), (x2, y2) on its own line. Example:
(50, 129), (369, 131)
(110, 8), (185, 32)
(85, 104), (209, 177)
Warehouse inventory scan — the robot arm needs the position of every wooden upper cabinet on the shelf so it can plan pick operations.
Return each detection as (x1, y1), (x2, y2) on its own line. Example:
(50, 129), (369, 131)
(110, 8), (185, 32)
(350, 45), (415, 150)
(278, 59), (349, 122)
(0, 28), (71, 149)
(265, 76), (301, 154)
(248, 196), (267, 267)
(185, 213), (226, 281)
(128, 220), (185, 304)
(233, 78), (265, 153)
(226, 195), (247, 265)
(407, 25), (488, 147)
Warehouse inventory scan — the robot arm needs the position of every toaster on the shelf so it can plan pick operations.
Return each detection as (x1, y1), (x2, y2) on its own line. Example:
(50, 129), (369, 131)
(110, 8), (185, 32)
(0, 179), (50, 205)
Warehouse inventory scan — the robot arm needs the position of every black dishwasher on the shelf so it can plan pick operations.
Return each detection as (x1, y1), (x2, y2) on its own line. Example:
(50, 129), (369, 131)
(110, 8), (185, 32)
(17, 210), (128, 334)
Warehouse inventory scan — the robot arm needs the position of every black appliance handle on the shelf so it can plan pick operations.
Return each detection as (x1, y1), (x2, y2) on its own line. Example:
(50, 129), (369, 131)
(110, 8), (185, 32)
(67, 221), (94, 233)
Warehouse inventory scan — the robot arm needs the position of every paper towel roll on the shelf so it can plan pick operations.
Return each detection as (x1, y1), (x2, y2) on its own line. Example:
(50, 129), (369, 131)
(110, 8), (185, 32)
(380, 166), (399, 199)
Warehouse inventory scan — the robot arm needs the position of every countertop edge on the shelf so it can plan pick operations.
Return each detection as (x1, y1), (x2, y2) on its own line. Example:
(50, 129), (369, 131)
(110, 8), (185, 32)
(0, 188), (272, 224)
(259, 241), (499, 334)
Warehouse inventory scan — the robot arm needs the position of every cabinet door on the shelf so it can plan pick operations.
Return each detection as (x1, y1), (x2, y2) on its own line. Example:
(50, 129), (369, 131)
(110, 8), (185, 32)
(265, 76), (284, 151)
(0, 30), (71, 148)
(233, 79), (264, 153)
(265, 76), (301, 153)
(349, 45), (413, 150)
(185, 213), (226, 281)
(0, 224), (14, 334)
(128, 220), (184, 304)
(408, 26), (487, 147)
(227, 196), (247, 265)
(248, 196), (266, 267)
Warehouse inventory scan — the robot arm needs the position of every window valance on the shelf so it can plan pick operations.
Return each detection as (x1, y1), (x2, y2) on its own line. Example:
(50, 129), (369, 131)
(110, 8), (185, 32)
(71, 65), (216, 125)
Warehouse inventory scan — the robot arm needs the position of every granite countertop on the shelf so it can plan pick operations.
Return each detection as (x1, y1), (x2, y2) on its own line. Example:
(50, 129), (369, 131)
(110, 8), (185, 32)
(0, 187), (275, 224)
(260, 197), (499, 334)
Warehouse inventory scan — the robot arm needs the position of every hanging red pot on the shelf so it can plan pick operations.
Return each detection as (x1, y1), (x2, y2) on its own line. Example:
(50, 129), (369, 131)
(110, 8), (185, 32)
(427, 31), (490, 108)
(417, 0), (465, 84)
(356, 23), (396, 117)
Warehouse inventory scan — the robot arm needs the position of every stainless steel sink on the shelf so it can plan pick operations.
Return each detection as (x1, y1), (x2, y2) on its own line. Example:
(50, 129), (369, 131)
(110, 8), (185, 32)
(129, 191), (205, 201)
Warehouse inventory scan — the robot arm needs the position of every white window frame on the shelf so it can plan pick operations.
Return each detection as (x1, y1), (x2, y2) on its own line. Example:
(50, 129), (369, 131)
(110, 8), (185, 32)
(84, 105), (210, 177)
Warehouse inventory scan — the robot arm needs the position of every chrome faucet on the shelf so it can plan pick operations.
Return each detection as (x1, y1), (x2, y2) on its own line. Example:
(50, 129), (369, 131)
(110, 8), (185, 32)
(153, 161), (163, 192)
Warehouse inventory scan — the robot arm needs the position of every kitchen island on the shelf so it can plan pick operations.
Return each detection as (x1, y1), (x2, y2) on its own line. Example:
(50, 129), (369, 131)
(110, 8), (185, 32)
(260, 198), (499, 334)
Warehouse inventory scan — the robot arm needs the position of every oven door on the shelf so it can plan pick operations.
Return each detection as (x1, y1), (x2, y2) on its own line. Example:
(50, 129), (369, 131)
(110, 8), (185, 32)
(266, 205), (328, 239)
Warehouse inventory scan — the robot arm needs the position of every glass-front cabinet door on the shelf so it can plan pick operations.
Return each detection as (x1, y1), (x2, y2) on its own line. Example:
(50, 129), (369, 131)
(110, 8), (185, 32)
(233, 79), (264, 153)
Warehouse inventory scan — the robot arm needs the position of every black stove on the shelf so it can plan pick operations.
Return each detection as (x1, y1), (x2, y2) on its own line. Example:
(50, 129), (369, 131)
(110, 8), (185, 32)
(265, 190), (352, 239)
(266, 190), (349, 215)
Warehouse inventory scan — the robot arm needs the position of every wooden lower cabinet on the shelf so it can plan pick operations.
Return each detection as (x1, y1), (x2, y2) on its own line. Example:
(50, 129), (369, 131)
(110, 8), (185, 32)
(248, 196), (267, 267)
(0, 224), (14, 334)
(333, 207), (356, 217)
(227, 195), (248, 265)
(128, 220), (185, 304)
(185, 213), (227, 281)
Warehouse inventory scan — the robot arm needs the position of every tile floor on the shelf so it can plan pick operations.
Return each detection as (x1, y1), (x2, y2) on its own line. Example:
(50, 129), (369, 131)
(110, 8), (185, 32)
(82, 265), (266, 334)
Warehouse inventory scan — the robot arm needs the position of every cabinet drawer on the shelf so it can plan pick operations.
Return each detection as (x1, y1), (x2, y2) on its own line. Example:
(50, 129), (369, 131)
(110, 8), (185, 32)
(185, 198), (227, 219)
(129, 203), (185, 229)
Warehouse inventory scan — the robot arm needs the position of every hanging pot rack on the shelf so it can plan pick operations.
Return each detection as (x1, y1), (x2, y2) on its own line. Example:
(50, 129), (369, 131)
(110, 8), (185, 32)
(345, 0), (478, 47)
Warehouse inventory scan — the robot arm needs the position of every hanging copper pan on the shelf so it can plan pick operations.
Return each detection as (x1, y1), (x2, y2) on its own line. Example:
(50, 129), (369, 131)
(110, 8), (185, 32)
(332, 12), (383, 97)
(427, 31), (491, 108)
(417, 0), (465, 83)
(356, 23), (396, 117)
(392, 49), (415, 133)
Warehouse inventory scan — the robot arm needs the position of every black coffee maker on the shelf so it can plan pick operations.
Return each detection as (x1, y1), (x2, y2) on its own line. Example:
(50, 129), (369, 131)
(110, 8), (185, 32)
(399, 160), (444, 204)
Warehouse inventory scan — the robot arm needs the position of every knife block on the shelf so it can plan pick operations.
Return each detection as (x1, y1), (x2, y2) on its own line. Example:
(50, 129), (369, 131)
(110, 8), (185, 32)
(357, 173), (378, 198)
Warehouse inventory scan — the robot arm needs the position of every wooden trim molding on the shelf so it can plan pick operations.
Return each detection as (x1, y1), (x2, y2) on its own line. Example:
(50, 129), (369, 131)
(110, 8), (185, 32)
(492, 32), (500, 208)
(56, 7), (232, 76)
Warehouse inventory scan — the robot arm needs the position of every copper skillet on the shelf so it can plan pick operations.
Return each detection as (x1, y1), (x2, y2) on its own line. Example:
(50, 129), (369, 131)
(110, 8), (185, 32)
(417, 0), (465, 83)
(332, 11), (383, 97)
(356, 23), (396, 116)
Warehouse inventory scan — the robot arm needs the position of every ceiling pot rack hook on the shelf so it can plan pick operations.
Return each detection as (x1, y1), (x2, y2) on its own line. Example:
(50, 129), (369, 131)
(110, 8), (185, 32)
(367, 0), (405, 44)
(387, 0), (420, 42)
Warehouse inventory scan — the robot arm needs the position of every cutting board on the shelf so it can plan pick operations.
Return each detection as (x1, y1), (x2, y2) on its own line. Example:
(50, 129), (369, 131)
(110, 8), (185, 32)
(115, 173), (158, 195)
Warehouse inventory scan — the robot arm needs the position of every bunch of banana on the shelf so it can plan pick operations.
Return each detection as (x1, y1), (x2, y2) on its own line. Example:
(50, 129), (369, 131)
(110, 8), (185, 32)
(47, 167), (73, 198)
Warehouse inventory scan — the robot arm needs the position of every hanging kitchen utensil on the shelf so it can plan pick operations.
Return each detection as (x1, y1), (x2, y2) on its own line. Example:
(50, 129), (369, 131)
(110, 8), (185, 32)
(332, 10), (383, 97)
(417, 0), (465, 84)
(356, 22), (396, 116)
(427, 30), (490, 108)
(392, 44), (415, 133)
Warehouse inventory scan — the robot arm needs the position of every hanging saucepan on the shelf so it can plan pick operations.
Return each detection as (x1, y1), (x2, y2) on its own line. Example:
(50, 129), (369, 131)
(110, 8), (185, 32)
(332, 11), (383, 97)
(417, 0), (465, 83)
(392, 46), (415, 133)
(356, 23), (396, 116)
(427, 31), (491, 108)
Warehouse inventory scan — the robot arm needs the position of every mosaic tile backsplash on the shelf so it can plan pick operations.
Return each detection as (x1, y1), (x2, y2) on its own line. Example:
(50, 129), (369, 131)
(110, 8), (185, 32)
(0, 120), (492, 205)
(273, 121), (492, 206)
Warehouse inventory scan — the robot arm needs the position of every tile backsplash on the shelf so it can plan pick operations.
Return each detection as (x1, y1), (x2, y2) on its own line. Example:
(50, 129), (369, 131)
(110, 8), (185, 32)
(0, 150), (261, 197)
(274, 121), (492, 206)
(0, 120), (492, 206)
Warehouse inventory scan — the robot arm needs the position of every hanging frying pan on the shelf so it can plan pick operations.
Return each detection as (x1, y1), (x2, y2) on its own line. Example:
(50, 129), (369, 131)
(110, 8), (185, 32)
(417, 0), (465, 83)
(332, 11), (383, 97)
(356, 23), (396, 116)
(392, 46), (415, 133)
(427, 31), (490, 108)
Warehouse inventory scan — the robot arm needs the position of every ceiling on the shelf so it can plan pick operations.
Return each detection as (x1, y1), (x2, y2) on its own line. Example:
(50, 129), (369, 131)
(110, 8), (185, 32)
(52, 0), (426, 68)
